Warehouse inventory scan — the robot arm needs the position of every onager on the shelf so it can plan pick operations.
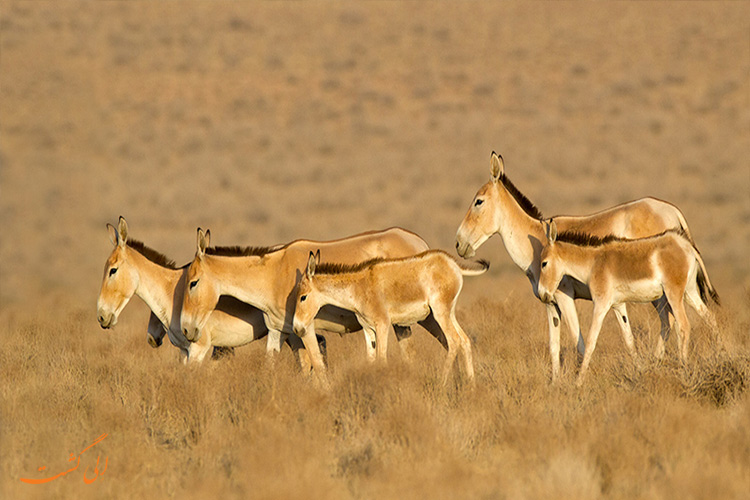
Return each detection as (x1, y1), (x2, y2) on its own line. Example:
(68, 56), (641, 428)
(180, 227), (430, 383)
(455, 152), (700, 381)
(537, 219), (719, 386)
(292, 250), (489, 385)
(96, 217), (322, 365)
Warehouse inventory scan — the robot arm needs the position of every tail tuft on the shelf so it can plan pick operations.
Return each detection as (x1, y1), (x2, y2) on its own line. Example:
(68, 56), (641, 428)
(457, 258), (490, 276)
(697, 266), (721, 306)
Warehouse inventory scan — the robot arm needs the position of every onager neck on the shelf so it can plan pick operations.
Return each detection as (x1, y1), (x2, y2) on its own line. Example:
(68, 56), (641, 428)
(313, 273), (364, 314)
(207, 254), (279, 315)
(131, 250), (182, 328)
(554, 243), (595, 285)
(495, 185), (545, 272)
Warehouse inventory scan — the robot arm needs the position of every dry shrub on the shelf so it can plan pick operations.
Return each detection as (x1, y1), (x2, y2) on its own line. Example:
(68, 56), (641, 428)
(2, 297), (750, 500)
(681, 354), (748, 407)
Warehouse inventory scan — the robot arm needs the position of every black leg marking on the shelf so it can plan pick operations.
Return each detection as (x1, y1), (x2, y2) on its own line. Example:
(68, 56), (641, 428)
(553, 317), (559, 327)
(622, 316), (627, 324)
(371, 340), (376, 349)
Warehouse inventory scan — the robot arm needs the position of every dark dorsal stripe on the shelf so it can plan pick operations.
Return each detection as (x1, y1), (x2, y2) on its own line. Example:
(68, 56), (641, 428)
(315, 257), (386, 275)
(127, 240), (179, 269)
(556, 227), (688, 247)
(206, 244), (286, 257)
(555, 231), (625, 247)
(499, 173), (543, 220)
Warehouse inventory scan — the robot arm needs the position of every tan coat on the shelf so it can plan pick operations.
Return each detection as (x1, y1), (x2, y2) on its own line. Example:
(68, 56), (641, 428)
(538, 220), (719, 385)
(293, 250), (488, 384)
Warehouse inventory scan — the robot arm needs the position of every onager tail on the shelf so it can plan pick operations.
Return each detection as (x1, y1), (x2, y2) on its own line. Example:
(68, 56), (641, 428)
(694, 249), (720, 306)
(456, 258), (490, 276)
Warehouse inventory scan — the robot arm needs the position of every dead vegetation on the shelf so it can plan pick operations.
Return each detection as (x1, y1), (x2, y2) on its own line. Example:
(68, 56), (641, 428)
(2, 295), (749, 499)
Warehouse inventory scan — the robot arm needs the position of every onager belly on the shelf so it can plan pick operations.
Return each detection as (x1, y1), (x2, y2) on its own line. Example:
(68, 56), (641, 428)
(388, 300), (431, 326)
(613, 279), (664, 304)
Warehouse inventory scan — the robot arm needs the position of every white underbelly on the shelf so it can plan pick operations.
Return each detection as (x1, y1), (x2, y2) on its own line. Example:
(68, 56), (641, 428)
(389, 301), (431, 326)
(207, 315), (261, 347)
(613, 280), (664, 303)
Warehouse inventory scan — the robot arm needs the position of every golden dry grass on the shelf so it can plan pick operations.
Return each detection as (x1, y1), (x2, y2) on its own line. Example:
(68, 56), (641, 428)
(1, 2), (749, 499)
(2, 298), (749, 499)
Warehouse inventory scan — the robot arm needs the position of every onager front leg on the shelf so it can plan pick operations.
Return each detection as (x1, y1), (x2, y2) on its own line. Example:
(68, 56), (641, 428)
(545, 302), (563, 383)
(576, 300), (611, 387)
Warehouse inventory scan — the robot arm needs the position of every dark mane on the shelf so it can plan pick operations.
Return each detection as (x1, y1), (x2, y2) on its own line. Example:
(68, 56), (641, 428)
(555, 231), (624, 247)
(206, 244), (287, 257)
(499, 173), (543, 220)
(127, 240), (179, 269)
(315, 257), (385, 275)
(556, 228), (688, 247)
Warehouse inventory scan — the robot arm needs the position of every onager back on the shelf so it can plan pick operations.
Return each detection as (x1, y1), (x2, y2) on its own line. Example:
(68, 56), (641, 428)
(537, 219), (719, 386)
(293, 250), (489, 385)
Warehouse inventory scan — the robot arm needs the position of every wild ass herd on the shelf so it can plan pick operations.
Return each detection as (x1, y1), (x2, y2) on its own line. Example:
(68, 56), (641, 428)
(97, 153), (719, 386)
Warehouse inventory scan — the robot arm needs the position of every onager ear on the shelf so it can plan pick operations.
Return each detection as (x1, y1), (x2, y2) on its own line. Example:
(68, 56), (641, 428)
(197, 228), (210, 259)
(490, 151), (504, 182)
(306, 251), (318, 278)
(117, 216), (129, 247)
(107, 223), (119, 247)
(314, 249), (321, 266)
(545, 219), (558, 244)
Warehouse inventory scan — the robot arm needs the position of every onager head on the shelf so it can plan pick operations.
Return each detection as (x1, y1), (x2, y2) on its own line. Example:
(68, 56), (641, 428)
(537, 219), (563, 305)
(292, 250), (322, 338)
(455, 152), (505, 258)
(180, 228), (220, 341)
(97, 217), (138, 329)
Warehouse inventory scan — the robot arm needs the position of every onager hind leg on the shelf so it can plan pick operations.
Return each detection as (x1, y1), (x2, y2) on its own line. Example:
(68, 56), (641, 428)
(433, 306), (469, 385)
(374, 323), (392, 363)
(362, 327), (377, 363)
(612, 303), (638, 364)
(394, 325), (413, 361)
(449, 311), (475, 385)
(418, 313), (448, 350)
(651, 296), (672, 359)
(417, 312), (458, 385)
(666, 290), (691, 362)
(684, 285), (719, 333)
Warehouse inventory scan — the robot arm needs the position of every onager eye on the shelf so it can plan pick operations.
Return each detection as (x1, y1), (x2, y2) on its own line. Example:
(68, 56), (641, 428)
(189, 279), (199, 289)
(109, 268), (118, 277)
(541, 261), (548, 269)
(300, 295), (308, 302)
(474, 199), (484, 207)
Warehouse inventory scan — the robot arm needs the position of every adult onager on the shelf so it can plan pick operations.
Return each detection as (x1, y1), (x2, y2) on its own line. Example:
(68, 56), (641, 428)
(293, 250), (488, 385)
(180, 227), (431, 381)
(537, 219), (720, 386)
(96, 217), (321, 365)
(455, 152), (699, 381)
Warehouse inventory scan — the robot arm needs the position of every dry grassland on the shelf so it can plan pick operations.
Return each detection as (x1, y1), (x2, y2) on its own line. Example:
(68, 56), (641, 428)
(2, 2), (749, 499)
(2, 299), (749, 499)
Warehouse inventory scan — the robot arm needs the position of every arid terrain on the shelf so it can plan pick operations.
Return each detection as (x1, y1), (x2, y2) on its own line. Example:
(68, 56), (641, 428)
(1, 2), (749, 499)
